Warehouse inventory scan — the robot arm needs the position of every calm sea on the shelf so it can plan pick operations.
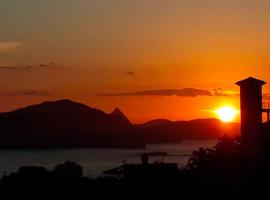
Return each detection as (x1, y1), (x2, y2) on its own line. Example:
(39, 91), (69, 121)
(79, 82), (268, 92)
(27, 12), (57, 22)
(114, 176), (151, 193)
(0, 140), (216, 177)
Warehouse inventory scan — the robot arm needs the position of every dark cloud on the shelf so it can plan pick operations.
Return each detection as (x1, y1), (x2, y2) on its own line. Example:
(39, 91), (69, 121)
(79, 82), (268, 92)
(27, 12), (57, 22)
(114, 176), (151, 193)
(39, 64), (49, 67)
(1, 90), (54, 97)
(0, 66), (32, 72)
(123, 71), (136, 76)
(214, 91), (239, 97)
(98, 88), (213, 97)
(214, 88), (223, 92)
(0, 62), (58, 72)
(213, 88), (239, 97)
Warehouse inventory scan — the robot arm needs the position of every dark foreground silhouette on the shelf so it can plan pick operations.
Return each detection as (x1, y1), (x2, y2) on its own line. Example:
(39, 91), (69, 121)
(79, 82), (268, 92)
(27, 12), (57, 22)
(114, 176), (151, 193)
(0, 136), (269, 199)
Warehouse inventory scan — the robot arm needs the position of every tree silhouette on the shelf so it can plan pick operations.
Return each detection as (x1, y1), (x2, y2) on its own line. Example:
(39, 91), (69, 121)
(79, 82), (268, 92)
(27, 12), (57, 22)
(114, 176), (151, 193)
(186, 136), (241, 177)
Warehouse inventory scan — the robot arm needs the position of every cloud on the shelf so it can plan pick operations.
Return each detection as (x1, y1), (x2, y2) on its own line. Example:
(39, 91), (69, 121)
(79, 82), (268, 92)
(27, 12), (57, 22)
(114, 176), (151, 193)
(123, 71), (136, 76)
(213, 88), (239, 97)
(1, 90), (54, 97)
(0, 65), (32, 72)
(0, 62), (58, 72)
(98, 88), (213, 97)
(98, 88), (242, 98)
(0, 42), (21, 52)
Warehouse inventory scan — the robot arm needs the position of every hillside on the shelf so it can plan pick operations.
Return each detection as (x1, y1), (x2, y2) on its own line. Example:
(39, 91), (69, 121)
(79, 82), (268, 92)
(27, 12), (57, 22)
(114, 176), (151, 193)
(0, 99), (240, 148)
(136, 118), (240, 143)
(0, 99), (143, 148)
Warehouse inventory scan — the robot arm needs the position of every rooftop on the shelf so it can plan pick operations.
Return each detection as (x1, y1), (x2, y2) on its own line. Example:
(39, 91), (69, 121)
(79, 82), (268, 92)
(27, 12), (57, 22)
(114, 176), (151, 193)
(236, 77), (266, 86)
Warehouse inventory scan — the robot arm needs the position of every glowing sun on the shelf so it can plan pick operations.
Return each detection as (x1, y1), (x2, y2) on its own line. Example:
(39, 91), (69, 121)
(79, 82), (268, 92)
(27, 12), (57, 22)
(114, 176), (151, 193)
(215, 106), (239, 122)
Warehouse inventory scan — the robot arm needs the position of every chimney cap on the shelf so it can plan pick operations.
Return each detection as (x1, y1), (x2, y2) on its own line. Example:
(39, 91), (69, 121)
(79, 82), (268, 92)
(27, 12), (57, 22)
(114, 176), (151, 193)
(236, 77), (266, 86)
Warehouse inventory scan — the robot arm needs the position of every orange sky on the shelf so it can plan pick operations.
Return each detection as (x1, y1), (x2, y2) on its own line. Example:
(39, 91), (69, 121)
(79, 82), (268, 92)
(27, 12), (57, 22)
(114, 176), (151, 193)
(1, 0), (270, 123)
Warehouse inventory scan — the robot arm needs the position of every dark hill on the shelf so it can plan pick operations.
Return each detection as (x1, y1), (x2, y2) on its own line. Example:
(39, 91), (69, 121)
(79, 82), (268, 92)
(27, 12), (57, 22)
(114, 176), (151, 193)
(0, 99), (143, 149)
(0, 99), (240, 149)
(138, 119), (172, 128)
(136, 118), (240, 143)
(111, 108), (131, 124)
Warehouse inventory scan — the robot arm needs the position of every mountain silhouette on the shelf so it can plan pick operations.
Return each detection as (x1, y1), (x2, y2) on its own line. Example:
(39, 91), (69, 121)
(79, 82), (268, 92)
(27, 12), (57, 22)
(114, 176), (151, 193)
(136, 118), (240, 143)
(111, 108), (131, 124)
(0, 99), (143, 148)
(138, 119), (173, 128)
(0, 99), (240, 148)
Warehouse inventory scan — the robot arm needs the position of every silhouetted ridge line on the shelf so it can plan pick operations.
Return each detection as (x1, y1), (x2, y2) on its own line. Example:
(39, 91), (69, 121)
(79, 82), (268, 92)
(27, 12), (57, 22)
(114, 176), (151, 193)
(0, 99), (143, 149)
(10, 99), (105, 115)
(0, 99), (240, 149)
(111, 107), (131, 124)
(138, 119), (173, 128)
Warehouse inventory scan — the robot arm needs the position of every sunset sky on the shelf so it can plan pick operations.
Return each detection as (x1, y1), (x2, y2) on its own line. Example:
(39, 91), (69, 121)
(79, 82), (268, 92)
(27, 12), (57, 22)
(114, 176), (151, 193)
(1, 0), (270, 123)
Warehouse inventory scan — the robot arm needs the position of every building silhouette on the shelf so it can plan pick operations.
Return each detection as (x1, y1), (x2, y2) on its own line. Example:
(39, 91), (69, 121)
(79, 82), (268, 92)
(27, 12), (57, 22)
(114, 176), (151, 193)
(104, 154), (179, 180)
(236, 77), (266, 167)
